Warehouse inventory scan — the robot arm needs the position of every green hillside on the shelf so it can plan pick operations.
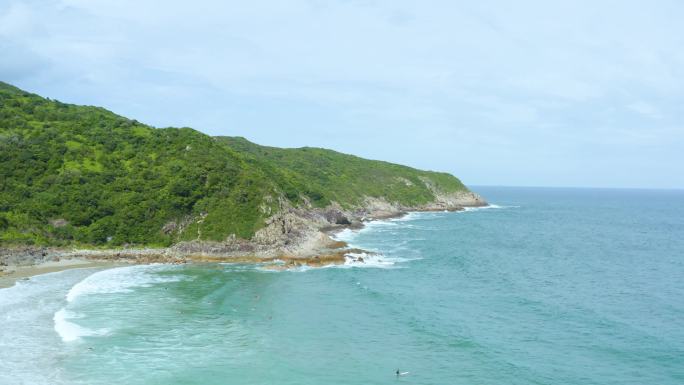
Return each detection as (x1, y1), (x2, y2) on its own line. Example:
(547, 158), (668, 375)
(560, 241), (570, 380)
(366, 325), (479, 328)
(0, 82), (469, 247)
(217, 136), (467, 208)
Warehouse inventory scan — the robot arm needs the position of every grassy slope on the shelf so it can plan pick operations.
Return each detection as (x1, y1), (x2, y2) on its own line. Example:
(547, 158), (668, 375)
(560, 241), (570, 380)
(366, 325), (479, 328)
(0, 82), (469, 247)
(217, 136), (467, 208)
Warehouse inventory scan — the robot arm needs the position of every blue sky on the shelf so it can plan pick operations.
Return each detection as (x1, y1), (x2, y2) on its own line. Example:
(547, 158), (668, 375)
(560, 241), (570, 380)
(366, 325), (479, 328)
(2, 0), (683, 188)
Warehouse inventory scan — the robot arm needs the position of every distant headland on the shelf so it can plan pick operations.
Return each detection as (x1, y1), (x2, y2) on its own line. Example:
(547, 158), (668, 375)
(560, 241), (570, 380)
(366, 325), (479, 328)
(0, 81), (486, 278)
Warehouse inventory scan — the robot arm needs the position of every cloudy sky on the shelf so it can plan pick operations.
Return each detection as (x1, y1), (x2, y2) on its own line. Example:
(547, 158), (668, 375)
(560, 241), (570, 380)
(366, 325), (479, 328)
(2, 0), (683, 188)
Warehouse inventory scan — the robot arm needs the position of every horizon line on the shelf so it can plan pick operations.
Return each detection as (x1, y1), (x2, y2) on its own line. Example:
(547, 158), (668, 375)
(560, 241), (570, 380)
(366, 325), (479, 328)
(469, 184), (684, 191)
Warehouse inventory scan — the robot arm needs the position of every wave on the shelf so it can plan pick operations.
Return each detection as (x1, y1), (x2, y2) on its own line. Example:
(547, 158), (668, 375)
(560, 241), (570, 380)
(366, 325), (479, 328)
(332, 227), (358, 244)
(257, 252), (416, 273)
(329, 205), (516, 270)
(341, 252), (413, 269)
(66, 264), (185, 303)
(389, 211), (425, 222)
(54, 264), (187, 343)
(332, 216), (413, 246)
(53, 308), (109, 342)
(331, 211), (433, 255)
(462, 204), (519, 212)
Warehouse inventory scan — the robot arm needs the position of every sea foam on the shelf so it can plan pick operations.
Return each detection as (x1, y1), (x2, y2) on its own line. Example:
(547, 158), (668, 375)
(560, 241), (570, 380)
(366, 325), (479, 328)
(461, 204), (521, 212)
(279, 252), (407, 272)
(332, 216), (405, 246)
(53, 308), (108, 342)
(329, 212), (428, 268)
(66, 264), (185, 303)
(55, 264), (186, 343)
(341, 252), (407, 269)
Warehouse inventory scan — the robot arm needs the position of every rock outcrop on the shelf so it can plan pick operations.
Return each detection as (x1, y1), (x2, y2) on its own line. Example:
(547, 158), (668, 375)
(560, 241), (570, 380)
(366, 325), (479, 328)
(0, 191), (487, 269)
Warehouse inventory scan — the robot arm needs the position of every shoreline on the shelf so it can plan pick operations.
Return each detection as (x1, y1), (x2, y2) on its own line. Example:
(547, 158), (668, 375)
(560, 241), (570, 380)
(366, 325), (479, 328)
(0, 246), (359, 289)
(0, 196), (489, 288)
(0, 217), (381, 288)
(0, 259), (124, 289)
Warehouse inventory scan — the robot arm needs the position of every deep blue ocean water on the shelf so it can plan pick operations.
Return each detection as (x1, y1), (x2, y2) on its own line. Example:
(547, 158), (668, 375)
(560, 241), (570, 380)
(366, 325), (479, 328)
(1, 187), (683, 385)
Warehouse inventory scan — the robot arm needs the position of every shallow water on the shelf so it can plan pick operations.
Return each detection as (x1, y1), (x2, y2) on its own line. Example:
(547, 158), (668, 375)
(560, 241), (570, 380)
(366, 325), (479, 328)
(1, 187), (683, 385)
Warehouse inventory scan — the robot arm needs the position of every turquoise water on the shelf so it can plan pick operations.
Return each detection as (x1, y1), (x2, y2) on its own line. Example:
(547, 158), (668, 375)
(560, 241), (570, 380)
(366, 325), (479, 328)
(1, 187), (683, 385)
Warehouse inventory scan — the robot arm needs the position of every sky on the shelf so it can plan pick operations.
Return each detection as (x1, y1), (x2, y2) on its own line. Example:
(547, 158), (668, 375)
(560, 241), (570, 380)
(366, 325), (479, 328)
(1, 0), (683, 189)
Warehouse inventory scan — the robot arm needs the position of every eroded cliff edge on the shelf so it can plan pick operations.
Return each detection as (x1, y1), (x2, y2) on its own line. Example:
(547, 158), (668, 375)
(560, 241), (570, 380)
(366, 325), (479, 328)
(0, 191), (486, 270)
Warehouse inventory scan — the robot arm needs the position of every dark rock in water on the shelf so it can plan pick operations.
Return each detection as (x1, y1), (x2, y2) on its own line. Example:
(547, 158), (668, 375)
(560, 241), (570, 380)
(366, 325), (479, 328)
(348, 221), (364, 230)
(357, 257), (364, 263)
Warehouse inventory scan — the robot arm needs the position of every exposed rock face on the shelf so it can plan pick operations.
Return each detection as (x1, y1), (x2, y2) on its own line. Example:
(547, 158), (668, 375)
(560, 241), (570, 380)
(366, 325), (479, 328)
(49, 218), (69, 228)
(358, 197), (404, 219)
(418, 177), (487, 209)
(161, 221), (177, 235)
(167, 188), (486, 260)
(237, 190), (487, 258)
(419, 191), (487, 210)
(0, 246), (53, 267)
(324, 209), (351, 225)
(0, 189), (487, 268)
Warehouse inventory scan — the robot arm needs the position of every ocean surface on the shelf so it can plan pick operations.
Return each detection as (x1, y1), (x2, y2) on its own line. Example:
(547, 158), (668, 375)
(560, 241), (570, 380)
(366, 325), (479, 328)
(1, 187), (683, 385)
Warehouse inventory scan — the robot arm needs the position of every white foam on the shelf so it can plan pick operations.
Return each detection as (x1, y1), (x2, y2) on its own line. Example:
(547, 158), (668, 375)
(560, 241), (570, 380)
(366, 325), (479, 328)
(54, 265), (185, 343)
(258, 252), (414, 272)
(0, 269), (105, 383)
(66, 264), (184, 303)
(363, 219), (400, 229)
(333, 228), (357, 243)
(332, 205), (516, 244)
(53, 308), (108, 342)
(389, 212), (427, 222)
(326, 211), (436, 270)
(342, 252), (401, 268)
(332, 217), (410, 246)
(462, 204), (519, 212)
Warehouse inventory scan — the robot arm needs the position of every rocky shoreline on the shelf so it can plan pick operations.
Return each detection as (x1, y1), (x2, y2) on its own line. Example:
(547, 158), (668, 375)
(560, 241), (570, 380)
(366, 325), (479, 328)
(0, 191), (486, 284)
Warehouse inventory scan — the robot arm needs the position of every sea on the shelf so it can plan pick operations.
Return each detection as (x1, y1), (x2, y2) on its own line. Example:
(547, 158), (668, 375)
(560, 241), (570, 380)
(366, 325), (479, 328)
(1, 186), (683, 385)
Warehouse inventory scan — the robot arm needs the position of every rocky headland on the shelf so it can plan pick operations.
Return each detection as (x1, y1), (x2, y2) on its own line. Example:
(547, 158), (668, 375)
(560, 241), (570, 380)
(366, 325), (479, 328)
(0, 191), (486, 281)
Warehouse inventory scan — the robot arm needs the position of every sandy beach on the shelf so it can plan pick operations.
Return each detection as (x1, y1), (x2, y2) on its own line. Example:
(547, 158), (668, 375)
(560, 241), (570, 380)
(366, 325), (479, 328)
(0, 259), (122, 289)
(0, 246), (358, 289)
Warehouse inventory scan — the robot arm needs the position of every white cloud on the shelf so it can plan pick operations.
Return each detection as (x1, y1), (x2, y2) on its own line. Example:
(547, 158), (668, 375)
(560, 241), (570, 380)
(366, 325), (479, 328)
(628, 101), (662, 119)
(1, 0), (683, 188)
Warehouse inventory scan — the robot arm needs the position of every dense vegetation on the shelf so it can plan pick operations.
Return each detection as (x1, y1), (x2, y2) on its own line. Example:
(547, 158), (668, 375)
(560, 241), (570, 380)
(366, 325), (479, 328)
(0, 82), (468, 247)
(217, 137), (466, 208)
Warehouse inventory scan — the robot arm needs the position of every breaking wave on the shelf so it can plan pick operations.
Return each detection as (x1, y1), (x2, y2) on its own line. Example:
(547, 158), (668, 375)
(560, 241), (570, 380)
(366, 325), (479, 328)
(53, 308), (109, 342)
(66, 264), (185, 303)
(55, 264), (186, 342)
(462, 204), (519, 212)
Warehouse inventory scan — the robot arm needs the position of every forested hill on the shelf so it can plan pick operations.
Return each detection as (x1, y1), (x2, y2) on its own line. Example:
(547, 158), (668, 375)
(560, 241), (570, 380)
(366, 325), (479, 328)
(0, 81), (470, 247)
(216, 136), (467, 208)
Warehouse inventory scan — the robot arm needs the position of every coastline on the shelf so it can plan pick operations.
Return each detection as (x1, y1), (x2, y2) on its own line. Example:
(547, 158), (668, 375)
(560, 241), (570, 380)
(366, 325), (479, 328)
(0, 259), (123, 289)
(0, 192), (488, 288)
